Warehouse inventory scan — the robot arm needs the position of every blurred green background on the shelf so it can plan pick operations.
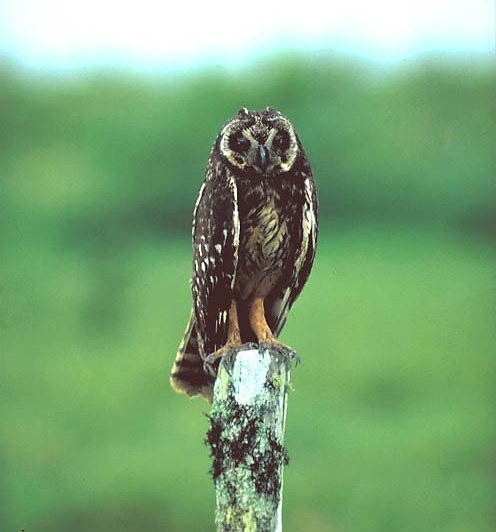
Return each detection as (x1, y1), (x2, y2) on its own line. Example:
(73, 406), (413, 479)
(1, 54), (495, 531)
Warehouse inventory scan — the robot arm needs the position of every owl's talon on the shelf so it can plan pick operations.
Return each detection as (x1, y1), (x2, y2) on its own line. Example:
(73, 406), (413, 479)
(203, 357), (219, 378)
(203, 342), (257, 377)
(242, 342), (258, 351)
(292, 351), (301, 366)
(258, 341), (300, 365)
(203, 349), (228, 377)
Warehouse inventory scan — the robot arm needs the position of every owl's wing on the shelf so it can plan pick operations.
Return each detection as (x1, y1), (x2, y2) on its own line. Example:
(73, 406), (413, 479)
(267, 176), (318, 337)
(191, 173), (240, 357)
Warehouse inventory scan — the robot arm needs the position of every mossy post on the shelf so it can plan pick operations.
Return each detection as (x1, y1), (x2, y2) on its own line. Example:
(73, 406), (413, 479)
(206, 347), (292, 532)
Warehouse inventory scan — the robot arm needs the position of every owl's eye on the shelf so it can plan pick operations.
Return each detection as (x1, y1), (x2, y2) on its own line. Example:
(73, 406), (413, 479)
(229, 132), (250, 154)
(272, 130), (290, 152)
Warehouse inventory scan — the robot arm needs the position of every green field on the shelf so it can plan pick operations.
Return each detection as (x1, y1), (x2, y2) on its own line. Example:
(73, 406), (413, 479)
(1, 56), (494, 530)
(2, 222), (494, 531)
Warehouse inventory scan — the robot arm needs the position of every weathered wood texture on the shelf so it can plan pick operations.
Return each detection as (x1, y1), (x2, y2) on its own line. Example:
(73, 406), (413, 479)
(206, 347), (292, 532)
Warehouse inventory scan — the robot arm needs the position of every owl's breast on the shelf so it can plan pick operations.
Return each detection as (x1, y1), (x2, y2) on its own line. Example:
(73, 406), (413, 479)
(235, 186), (296, 300)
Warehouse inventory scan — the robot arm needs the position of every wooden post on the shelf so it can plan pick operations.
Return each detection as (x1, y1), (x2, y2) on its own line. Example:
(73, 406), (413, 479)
(206, 347), (292, 532)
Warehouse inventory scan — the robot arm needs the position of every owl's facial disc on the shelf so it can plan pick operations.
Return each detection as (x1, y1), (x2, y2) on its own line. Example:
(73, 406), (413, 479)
(220, 112), (298, 174)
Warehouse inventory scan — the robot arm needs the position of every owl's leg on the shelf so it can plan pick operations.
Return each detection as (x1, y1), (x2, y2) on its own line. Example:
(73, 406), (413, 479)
(248, 296), (275, 343)
(248, 297), (299, 362)
(203, 300), (254, 375)
(225, 299), (242, 347)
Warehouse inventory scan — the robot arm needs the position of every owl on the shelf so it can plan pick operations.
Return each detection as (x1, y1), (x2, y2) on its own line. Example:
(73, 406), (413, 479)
(170, 107), (318, 402)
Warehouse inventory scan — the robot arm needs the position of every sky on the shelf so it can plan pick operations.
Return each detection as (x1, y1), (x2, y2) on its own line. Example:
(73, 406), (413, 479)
(0, 0), (494, 72)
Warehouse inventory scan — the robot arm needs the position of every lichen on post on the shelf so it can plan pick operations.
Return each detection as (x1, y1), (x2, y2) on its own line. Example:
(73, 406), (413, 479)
(205, 347), (292, 532)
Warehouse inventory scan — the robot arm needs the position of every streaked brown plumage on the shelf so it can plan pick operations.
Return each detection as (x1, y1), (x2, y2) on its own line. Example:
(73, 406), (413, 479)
(171, 108), (318, 401)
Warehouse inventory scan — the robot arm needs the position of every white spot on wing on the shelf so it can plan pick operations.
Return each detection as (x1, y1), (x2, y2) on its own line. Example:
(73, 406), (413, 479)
(192, 182), (207, 238)
(227, 174), (240, 290)
(280, 287), (292, 314)
(292, 178), (312, 277)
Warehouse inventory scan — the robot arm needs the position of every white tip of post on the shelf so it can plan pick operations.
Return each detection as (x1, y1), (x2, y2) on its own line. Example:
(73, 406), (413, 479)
(232, 349), (271, 405)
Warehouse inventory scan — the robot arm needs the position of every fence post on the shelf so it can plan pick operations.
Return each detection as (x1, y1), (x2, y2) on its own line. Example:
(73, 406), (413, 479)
(206, 347), (292, 531)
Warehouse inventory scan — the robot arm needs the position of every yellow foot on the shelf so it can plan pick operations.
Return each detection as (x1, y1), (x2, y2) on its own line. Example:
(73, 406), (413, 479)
(258, 340), (301, 365)
(203, 342), (257, 377)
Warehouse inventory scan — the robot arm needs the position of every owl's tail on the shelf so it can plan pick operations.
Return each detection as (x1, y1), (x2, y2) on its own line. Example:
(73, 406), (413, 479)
(170, 311), (215, 402)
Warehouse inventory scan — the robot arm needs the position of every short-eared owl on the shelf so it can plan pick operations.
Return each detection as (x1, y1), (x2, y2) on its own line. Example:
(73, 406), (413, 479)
(171, 108), (318, 402)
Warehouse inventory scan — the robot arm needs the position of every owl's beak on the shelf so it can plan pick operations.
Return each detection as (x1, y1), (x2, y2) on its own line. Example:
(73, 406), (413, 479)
(255, 144), (269, 172)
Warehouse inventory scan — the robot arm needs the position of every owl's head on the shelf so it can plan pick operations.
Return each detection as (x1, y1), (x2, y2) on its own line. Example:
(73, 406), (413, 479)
(217, 108), (300, 175)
